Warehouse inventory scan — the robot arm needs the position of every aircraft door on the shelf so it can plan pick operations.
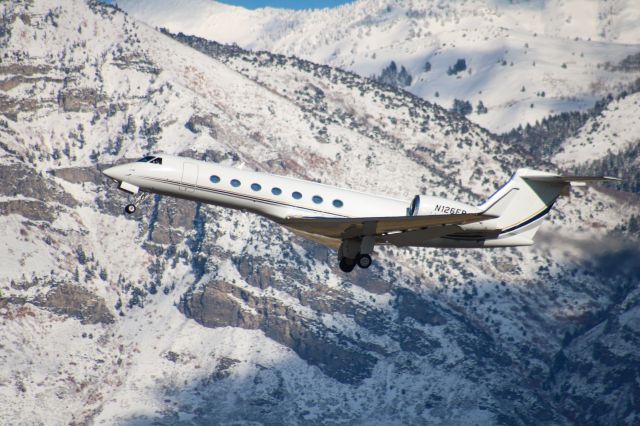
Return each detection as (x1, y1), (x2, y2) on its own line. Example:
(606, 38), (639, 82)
(181, 162), (198, 192)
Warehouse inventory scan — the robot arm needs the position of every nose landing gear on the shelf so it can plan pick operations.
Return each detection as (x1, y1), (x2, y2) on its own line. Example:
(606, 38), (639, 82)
(123, 192), (149, 215)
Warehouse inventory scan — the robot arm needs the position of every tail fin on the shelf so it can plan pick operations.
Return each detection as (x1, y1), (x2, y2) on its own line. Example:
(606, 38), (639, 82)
(480, 187), (519, 218)
(478, 169), (619, 242)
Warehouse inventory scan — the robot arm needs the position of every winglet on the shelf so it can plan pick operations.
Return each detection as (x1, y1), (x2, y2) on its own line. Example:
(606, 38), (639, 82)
(481, 188), (519, 218)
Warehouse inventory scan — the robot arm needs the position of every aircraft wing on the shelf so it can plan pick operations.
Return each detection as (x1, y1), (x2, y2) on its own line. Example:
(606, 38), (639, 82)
(280, 212), (495, 240)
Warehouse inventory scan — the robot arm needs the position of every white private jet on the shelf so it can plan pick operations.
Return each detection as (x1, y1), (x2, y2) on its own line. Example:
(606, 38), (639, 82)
(103, 154), (618, 272)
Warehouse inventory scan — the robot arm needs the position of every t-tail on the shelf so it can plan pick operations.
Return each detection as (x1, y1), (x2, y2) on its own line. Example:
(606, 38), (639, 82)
(473, 169), (620, 246)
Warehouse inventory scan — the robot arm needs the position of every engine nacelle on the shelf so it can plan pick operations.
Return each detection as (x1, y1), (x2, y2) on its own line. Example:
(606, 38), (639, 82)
(408, 195), (477, 216)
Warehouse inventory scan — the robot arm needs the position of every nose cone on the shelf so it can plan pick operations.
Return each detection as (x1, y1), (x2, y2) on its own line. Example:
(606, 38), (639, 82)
(102, 165), (128, 181)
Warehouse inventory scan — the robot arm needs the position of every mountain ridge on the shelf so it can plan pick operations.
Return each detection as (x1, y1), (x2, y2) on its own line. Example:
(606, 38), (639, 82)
(0, 0), (638, 424)
(118, 0), (640, 133)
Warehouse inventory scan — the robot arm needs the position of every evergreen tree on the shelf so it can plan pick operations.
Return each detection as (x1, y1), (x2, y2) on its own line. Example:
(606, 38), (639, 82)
(376, 61), (413, 87)
(398, 66), (412, 86)
(447, 58), (467, 75)
(451, 99), (472, 115)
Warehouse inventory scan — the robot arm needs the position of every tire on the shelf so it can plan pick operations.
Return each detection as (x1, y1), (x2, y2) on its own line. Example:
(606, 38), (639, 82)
(357, 254), (372, 269)
(124, 204), (136, 214)
(339, 257), (356, 273)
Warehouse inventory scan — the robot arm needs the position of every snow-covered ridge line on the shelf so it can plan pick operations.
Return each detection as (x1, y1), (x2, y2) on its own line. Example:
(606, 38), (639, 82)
(118, 0), (640, 133)
(0, 0), (638, 424)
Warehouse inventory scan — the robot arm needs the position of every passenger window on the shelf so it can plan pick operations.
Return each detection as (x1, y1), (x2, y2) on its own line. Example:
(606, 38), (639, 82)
(333, 199), (343, 208)
(312, 195), (323, 204)
(210, 175), (220, 184)
(271, 187), (282, 195)
(230, 179), (241, 187)
(150, 157), (162, 164)
(292, 191), (302, 200)
(251, 183), (261, 192)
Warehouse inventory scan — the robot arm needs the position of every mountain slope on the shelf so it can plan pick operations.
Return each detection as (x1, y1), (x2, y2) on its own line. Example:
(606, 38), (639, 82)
(0, 1), (639, 425)
(118, 0), (640, 133)
(498, 78), (640, 192)
(554, 90), (640, 167)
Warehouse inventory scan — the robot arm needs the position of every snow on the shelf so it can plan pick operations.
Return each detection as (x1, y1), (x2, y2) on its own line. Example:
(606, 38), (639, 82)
(0, 215), (62, 287)
(554, 91), (640, 167)
(119, 0), (640, 132)
(0, 0), (638, 423)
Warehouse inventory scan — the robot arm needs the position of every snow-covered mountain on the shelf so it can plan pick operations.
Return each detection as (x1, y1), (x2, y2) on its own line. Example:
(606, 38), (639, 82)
(117, 0), (640, 132)
(1, 1), (639, 425)
(554, 90), (640, 167)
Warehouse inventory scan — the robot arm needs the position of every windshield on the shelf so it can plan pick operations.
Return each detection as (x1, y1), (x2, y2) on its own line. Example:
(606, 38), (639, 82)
(137, 155), (155, 162)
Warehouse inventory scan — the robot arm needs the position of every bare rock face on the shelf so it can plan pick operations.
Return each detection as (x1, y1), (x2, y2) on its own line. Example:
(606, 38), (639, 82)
(0, 200), (57, 222)
(181, 281), (259, 329)
(35, 284), (114, 325)
(395, 288), (447, 326)
(49, 166), (104, 185)
(0, 163), (84, 224)
(58, 88), (100, 113)
(0, 64), (52, 77)
(185, 114), (219, 139)
(0, 164), (77, 207)
(146, 196), (199, 246)
(180, 279), (378, 384)
(1, 1), (639, 424)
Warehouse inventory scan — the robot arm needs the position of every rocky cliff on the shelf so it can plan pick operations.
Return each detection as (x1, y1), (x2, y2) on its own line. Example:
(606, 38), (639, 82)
(0, 1), (638, 425)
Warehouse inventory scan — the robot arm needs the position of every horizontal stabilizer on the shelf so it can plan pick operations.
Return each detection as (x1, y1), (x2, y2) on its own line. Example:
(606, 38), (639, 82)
(525, 176), (621, 182)
(281, 212), (495, 240)
(517, 169), (620, 187)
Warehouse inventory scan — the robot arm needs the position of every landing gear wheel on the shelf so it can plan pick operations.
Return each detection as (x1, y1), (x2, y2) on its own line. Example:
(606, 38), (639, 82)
(124, 204), (136, 215)
(356, 254), (372, 269)
(339, 258), (356, 273)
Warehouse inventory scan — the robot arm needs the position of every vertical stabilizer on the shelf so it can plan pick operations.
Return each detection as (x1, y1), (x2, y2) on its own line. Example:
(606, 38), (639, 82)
(478, 169), (616, 241)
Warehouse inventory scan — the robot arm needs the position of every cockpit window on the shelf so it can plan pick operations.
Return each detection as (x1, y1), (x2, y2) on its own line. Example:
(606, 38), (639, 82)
(150, 157), (162, 165)
(137, 156), (155, 162)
